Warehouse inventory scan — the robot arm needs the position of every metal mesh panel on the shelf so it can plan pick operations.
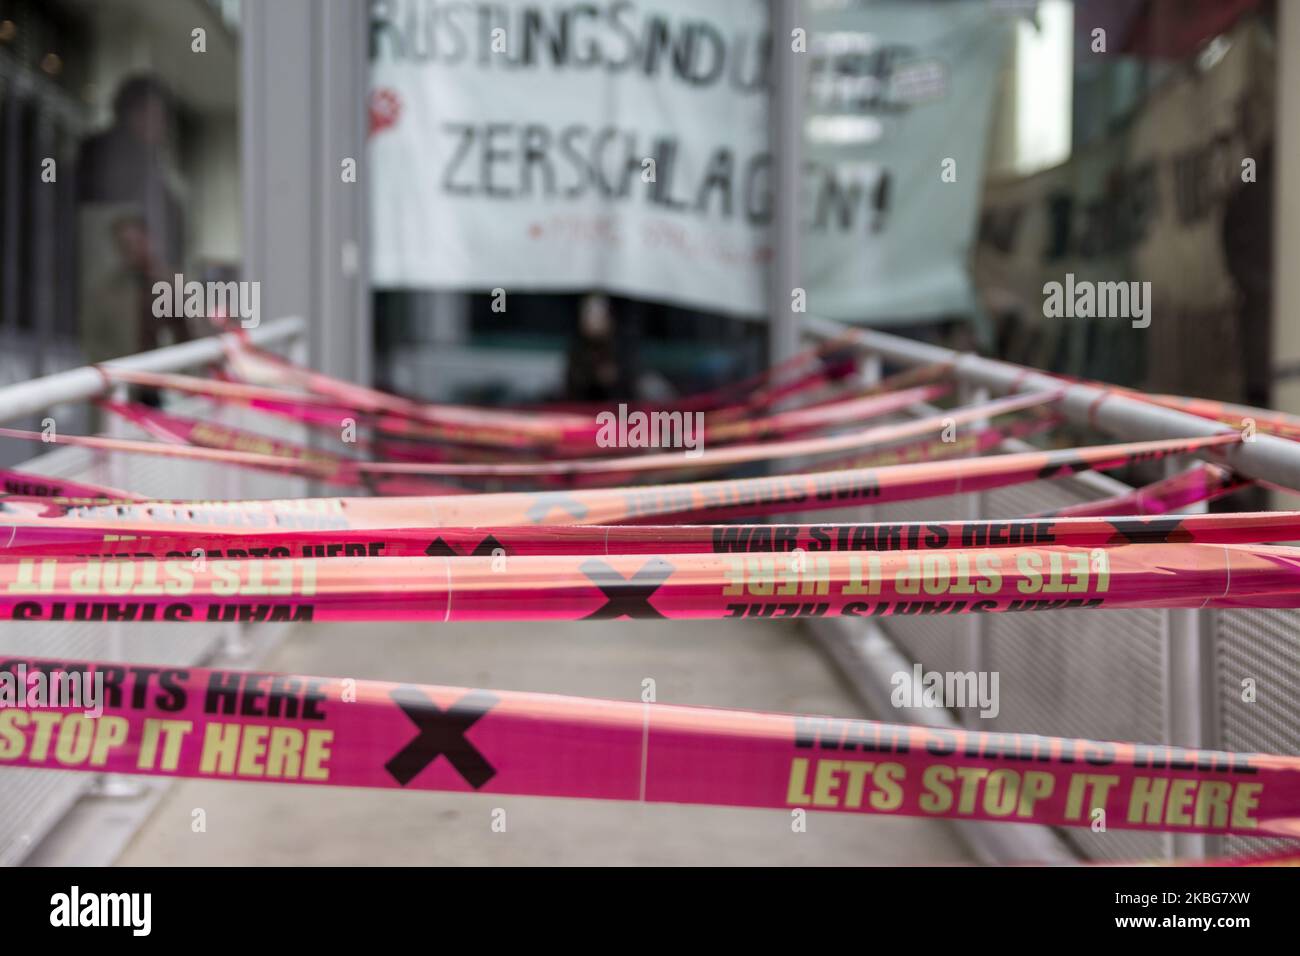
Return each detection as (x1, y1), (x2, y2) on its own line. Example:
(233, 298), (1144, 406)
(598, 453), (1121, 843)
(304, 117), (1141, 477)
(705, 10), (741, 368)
(983, 606), (1167, 861)
(860, 475), (1172, 862)
(875, 614), (973, 684)
(983, 477), (1119, 519)
(1215, 608), (1300, 858)
(988, 480), (1168, 861)
(0, 394), (309, 865)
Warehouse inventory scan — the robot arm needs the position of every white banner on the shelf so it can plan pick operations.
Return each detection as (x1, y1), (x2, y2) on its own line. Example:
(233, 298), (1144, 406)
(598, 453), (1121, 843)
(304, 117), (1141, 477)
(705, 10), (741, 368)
(369, 0), (1010, 322)
(803, 1), (1012, 323)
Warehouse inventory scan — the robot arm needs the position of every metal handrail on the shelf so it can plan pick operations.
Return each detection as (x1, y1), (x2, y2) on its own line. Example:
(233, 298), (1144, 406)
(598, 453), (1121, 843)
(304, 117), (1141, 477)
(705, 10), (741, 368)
(0, 316), (306, 425)
(804, 315), (1300, 494)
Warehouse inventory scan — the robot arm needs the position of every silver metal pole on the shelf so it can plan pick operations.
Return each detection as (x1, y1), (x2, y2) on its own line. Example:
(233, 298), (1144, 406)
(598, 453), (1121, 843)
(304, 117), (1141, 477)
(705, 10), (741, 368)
(768, 0), (805, 371)
(804, 316), (1300, 494)
(241, 0), (372, 386)
(961, 384), (991, 725)
(1162, 460), (1216, 861)
(0, 316), (305, 425)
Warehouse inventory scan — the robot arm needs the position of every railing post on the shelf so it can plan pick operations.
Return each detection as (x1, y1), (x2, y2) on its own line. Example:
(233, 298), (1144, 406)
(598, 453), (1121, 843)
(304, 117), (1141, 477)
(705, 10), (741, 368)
(92, 383), (146, 799)
(860, 352), (883, 389)
(1163, 458), (1215, 861)
(962, 385), (991, 728)
(768, 0), (805, 374)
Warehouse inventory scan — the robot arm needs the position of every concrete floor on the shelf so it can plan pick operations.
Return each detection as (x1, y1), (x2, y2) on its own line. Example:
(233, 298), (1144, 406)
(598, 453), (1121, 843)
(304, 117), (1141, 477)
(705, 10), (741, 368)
(115, 619), (973, 865)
